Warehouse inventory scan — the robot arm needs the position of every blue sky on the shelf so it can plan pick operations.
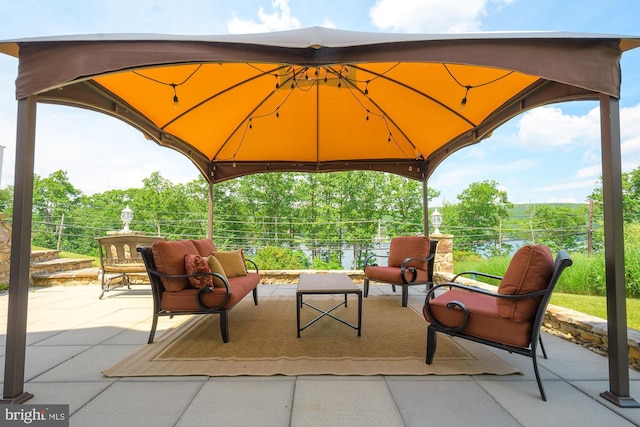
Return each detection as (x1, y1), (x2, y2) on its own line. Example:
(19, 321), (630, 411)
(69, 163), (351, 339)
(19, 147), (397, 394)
(0, 0), (639, 206)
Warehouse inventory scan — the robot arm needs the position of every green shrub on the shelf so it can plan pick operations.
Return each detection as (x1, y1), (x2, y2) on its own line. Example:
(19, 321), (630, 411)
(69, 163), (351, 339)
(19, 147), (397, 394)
(454, 249), (640, 298)
(253, 246), (310, 270)
(312, 253), (344, 270)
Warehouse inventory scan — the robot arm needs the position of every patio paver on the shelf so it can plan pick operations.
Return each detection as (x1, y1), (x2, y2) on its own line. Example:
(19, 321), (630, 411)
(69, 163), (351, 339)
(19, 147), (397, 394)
(0, 284), (638, 426)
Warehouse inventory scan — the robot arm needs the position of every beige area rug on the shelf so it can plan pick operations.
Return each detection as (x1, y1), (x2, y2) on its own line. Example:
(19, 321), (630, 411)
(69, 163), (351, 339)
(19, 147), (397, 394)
(103, 295), (520, 377)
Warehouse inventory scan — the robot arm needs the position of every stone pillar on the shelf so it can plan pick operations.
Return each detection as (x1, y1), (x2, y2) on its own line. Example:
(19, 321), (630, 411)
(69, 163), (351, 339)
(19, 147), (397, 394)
(0, 215), (10, 285)
(430, 233), (453, 274)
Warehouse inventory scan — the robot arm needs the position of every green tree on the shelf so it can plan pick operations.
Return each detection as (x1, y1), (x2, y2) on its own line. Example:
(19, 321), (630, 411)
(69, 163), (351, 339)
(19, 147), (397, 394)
(32, 171), (83, 250)
(531, 205), (589, 251)
(449, 180), (512, 254)
(0, 186), (14, 214)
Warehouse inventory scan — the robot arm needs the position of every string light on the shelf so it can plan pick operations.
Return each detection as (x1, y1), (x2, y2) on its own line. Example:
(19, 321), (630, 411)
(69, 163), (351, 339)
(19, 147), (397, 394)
(171, 84), (179, 109)
(443, 64), (513, 112)
(460, 85), (470, 111)
(132, 64), (202, 109)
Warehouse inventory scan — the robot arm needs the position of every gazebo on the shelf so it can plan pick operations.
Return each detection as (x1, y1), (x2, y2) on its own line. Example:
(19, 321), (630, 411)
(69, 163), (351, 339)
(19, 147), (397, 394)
(0, 27), (638, 406)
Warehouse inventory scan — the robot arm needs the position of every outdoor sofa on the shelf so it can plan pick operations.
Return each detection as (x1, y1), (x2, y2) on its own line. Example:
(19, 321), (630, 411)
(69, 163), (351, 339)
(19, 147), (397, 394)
(138, 238), (260, 344)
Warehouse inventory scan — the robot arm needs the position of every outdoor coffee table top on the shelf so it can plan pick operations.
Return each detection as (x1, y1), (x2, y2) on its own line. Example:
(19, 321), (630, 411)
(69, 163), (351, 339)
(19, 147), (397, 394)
(297, 273), (361, 293)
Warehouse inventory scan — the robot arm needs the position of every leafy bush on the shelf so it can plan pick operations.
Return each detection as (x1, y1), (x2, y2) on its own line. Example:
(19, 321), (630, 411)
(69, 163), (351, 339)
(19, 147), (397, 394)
(455, 249), (640, 298)
(253, 246), (310, 270)
(312, 252), (344, 270)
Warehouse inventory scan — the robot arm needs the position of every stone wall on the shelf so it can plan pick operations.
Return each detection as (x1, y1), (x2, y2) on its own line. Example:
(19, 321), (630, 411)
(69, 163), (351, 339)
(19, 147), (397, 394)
(431, 233), (453, 274)
(0, 215), (10, 285)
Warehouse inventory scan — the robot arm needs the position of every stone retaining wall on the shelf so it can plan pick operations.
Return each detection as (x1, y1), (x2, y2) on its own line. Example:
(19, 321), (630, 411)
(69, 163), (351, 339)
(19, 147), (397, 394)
(0, 215), (10, 285)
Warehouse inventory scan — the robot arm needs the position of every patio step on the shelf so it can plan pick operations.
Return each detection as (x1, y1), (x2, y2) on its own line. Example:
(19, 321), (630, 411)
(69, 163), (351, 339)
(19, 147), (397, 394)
(29, 250), (97, 286)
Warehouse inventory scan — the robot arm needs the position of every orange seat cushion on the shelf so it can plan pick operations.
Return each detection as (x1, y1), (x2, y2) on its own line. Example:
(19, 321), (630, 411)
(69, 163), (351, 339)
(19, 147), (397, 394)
(364, 265), (429, 284)
(425, 289), (533, 348)
(161, 273), (260, 311)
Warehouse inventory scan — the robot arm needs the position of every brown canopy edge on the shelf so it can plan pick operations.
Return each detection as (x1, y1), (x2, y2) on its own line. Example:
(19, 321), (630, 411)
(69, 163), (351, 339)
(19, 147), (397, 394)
(1, 28), (638, 99)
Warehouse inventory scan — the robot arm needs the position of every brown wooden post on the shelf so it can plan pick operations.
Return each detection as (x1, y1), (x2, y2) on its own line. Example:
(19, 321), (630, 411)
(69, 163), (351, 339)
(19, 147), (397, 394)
(599, 93), (640, 407)
(2, 96), (37, 403)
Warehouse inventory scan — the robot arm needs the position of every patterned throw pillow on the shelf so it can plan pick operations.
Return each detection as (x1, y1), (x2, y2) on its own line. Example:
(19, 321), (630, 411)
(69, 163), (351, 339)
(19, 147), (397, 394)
(206, 255), (229, 288)
(184, 254), (213, 289)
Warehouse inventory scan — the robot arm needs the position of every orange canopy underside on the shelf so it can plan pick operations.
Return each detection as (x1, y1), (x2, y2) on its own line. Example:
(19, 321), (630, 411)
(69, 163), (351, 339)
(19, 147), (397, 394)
(95, 62), (537, 165)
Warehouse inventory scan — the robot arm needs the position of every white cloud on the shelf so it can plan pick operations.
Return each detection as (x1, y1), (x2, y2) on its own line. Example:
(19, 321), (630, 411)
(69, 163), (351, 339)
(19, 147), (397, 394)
(227, 0), (301, 34)
(621, 104), (640, 172)
(576, 164), (601, 180)
(460, 146), (486, 161)
(516, 106), (601, 151)
(369, 0), (513, 33)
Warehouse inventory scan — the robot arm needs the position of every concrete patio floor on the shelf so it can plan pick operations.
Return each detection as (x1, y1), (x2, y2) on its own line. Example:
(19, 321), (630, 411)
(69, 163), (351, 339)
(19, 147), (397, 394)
(0, 283), (639, 427)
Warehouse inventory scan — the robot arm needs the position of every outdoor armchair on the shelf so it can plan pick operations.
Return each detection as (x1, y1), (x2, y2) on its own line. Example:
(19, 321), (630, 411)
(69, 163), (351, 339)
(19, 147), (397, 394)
(364, 236), (437, 307)
(423, 244), (573, 401)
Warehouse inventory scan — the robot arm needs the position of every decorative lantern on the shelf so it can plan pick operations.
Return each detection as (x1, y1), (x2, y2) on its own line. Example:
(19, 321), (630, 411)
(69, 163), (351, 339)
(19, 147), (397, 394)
(431, 208), (442, 234)
(120, 205), (134, 232)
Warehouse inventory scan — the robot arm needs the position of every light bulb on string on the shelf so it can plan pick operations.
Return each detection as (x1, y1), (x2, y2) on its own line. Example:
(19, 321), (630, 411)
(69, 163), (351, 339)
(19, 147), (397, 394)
(171, 84), (179, 109)
(459, 86), (471, 112)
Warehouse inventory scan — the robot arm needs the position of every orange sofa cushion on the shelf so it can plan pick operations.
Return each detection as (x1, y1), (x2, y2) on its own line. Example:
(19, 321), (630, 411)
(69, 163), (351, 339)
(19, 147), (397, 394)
(426, 289), (533, 348)
(151, 240), (199, 292)
(161, 273), (261, 312)
(388, 236), (430, 270)
(191, 238), (217, 256)
(497, 245), (554, 322)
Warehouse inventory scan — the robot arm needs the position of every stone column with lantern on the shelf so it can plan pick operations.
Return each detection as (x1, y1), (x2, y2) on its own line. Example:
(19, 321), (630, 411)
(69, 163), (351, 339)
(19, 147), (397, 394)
(429, 208), (453, 275)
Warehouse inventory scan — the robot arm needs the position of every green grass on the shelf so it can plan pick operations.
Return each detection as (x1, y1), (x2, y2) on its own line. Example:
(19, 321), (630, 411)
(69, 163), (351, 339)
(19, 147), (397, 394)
(550, 293), (640, 331)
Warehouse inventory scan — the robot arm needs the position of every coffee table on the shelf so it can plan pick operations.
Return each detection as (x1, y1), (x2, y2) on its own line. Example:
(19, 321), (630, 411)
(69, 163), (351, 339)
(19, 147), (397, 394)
(296, 273), (362, 337)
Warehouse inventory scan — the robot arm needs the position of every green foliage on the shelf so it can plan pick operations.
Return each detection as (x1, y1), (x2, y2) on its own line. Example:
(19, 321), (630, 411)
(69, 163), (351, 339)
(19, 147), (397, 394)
(0, 186), (13, 214)
(455, 248), (640, 298)
(444, 180), (512, 254)
(312, 251), (344, 270)
(529, 204), (589, 251)
(253, 246), (310, 270)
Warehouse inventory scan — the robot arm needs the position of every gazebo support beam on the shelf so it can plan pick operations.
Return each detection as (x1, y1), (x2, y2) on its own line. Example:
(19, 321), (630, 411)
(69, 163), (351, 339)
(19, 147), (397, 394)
(422, 177), (429, 236)
(2, 96), (37, 404)
(598, 94), (640, 407)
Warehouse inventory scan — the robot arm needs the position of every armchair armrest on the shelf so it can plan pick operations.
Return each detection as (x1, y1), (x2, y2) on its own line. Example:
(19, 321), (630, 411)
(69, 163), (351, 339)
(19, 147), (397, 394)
(452, 270), (503, 283)
(424, 282), (550, 332)
(400, 253), (435, 284)
(364, 253), (389, 267)
(245, 258), (259, 274)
